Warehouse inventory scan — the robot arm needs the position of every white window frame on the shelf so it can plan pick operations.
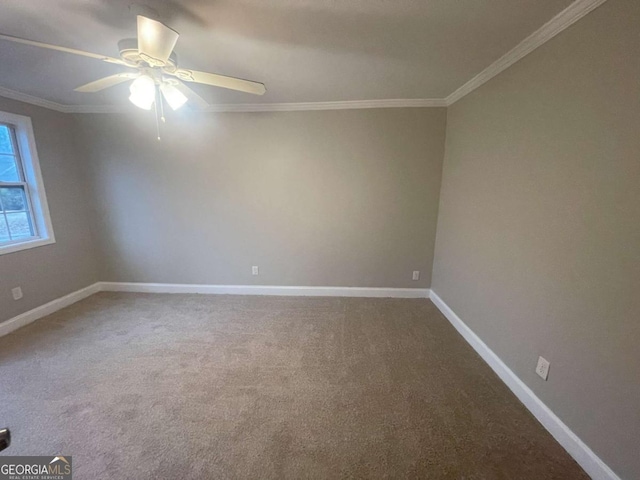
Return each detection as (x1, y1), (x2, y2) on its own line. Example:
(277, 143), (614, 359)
(0, 111), (55, 255)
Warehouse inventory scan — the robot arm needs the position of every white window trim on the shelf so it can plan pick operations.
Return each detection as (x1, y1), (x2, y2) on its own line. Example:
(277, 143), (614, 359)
(0, 111), (55, 255)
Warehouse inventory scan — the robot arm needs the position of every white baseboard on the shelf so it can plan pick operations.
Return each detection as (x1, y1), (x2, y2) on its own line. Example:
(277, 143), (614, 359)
(99, 282), (431, 299)
(0, 282), (101, 338)
(429, 291), (620, 480)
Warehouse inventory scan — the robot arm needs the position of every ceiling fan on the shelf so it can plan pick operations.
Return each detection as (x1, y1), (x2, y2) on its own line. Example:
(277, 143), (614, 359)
(0, 14), (266, 136)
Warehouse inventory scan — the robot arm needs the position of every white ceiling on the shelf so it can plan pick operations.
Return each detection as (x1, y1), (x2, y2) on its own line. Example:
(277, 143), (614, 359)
(0, 0), (574, 107)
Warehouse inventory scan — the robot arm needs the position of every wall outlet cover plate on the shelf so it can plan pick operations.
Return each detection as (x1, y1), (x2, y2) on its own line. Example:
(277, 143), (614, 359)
(536, 356), (550, 380)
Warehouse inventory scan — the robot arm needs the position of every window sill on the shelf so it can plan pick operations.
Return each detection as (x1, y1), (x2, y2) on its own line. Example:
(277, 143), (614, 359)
(0, 236), (55, 256)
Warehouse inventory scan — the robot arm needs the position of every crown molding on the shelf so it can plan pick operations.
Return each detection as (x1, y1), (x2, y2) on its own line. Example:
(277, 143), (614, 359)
(67, 98), (447, 113)
(201, 98), (447, 112)
(0, 89), (446, 114)
(64, 104), (127, 114)
(0, 85), (69, 113)
(445, 0), (609, 105)
(69, 98), (447, 113)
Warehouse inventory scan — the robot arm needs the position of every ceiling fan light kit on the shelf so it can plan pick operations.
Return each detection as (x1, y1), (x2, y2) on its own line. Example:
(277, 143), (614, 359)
(128, 74), (155, 110)
(160, 83), (188, 110)
(0, 14), (267, 139)
(128, 72), (187, 111)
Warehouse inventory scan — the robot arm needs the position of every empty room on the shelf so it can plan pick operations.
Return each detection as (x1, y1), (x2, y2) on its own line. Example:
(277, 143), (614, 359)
(0, 0), (637, 478)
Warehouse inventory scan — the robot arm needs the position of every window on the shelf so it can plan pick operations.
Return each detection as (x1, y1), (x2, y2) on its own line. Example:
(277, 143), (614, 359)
(0, 112), (54, 255)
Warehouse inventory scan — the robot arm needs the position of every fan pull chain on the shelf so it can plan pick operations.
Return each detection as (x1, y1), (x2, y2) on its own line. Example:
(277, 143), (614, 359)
(154, 85), (161, 141)
(159, 89), (166, 124)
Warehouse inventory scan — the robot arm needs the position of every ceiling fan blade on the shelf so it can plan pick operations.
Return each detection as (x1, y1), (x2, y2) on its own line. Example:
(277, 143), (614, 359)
(0, 33), (126, 65)
(74, 72), (140, 93)
(174, 69), (266, 96)
(137, 15), (179, 65)
(172, 81), (209, 109)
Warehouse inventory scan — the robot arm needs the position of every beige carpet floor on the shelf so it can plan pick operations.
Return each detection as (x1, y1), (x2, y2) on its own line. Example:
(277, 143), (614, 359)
(0, 293), (587, 479)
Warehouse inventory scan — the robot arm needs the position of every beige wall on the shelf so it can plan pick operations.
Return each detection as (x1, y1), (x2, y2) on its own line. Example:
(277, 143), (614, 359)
(0, 97), (100, 323)
(432, 0), (639, 478)
(75, 108), (446, 288)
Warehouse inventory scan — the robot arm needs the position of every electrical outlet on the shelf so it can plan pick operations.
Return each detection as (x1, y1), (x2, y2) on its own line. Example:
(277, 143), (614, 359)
(252, 266), (259, 276)
(536, 356), (550, 380)
(412, 271), (420, 281)
(11, 287), (23, 301)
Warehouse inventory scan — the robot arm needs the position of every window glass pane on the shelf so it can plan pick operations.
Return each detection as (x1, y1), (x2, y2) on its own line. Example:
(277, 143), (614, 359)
(0, 155), (19, 182)
(0, 186), (27, 211)
(6, 211), (33, 239)
(0, 217), (9, 242)
(0, 125), (13, 154)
